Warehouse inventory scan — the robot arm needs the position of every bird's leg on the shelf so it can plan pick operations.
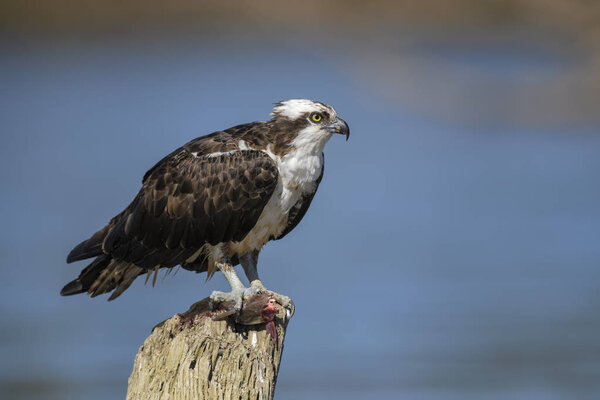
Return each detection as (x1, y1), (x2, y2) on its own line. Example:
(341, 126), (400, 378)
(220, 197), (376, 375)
(209, 260), (249, 318)
(240, 250), (262, 291)
(240, 251), (295, 317)
(208, 259), (282, 327)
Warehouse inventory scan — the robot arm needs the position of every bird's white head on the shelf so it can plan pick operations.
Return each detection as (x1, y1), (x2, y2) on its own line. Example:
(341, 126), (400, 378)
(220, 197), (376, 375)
(270, 99), (349, 153)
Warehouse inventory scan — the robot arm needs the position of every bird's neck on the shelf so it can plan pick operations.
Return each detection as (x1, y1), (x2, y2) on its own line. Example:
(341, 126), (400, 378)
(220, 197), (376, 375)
(290, 125), (332, 156)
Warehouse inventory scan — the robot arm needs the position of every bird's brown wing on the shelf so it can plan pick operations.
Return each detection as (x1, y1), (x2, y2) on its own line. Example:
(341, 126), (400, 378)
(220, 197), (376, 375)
(104, 148), (279, 267)
(63, 146), (278, 300)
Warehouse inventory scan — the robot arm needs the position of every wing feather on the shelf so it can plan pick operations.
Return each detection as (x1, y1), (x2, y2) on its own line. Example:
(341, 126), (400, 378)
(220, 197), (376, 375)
(101, 148), (278, 268)
(64, 123), (280, 300)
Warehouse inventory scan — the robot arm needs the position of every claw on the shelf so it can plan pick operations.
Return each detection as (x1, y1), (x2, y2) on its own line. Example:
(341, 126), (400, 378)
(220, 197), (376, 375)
(208, 284), (291, 345)
(209, 289), (243, 321)
(209, 286), (265, 321)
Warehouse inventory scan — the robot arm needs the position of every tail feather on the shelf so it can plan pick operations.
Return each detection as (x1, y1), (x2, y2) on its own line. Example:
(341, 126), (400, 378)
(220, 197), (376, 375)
(60, 279), (84, 296)
(88, 259), (144, 300)
(60, 254), (145, 300)
(60, 255), (111, 296)
(66, 225), (110, 263)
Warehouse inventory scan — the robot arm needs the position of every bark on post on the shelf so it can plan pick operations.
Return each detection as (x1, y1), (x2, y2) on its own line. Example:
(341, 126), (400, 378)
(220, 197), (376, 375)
(126, 294), (292, 400)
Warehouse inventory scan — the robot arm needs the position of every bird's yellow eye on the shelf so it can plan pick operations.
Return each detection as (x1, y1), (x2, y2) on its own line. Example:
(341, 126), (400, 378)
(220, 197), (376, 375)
(311, 112), (323, 122)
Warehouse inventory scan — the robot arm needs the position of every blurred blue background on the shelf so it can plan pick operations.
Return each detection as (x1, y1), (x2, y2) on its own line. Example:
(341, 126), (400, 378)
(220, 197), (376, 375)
(1, 1), (600, 399)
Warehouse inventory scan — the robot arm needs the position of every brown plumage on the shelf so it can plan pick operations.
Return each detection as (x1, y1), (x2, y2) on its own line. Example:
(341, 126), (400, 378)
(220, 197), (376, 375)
(62, 100), (348, 300)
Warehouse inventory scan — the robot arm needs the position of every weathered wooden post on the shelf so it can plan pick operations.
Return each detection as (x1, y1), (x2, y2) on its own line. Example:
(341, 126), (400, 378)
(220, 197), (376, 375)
(126, 293), (293, 400)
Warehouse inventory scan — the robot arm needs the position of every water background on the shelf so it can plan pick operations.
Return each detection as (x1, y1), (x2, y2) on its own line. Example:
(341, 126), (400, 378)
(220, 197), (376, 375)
(1, 33), (599, 399)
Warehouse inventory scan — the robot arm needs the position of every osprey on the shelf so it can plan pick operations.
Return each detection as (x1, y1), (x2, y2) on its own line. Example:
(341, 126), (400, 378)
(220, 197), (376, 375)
(61, 99), (349, 312)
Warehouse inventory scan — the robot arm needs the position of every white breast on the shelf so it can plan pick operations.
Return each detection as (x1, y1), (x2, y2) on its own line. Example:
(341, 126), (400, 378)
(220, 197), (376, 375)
(228, 124), (332, 256)
(229, 147), (323, 256)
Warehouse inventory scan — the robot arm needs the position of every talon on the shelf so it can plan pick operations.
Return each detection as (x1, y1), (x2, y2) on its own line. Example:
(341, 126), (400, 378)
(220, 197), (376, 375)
(209, 289), (243, 320)
(208, 284), (292, 329)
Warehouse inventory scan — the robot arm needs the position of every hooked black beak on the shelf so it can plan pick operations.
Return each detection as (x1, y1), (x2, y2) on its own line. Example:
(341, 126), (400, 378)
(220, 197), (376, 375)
(327, 118), (350, 141)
